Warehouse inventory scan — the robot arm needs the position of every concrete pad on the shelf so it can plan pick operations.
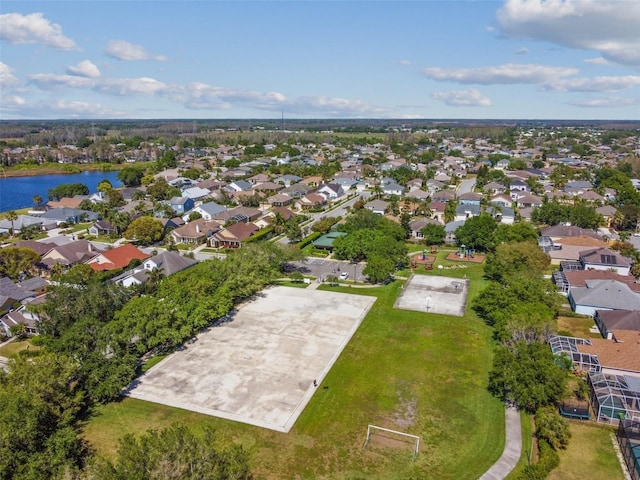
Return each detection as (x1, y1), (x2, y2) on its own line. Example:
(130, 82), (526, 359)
(126, 286), (375, 432)
(394, 274), (469, 317)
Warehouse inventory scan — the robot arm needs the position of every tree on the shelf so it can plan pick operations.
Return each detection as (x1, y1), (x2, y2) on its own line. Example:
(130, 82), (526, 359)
(0, 354), (88, 479)
(117, 166), (145, 187)
(5, 210), (18, 236)
(472, 276), (561, 342)
(147, 178), (179, 201)
(493, 222), (539, 245)
(454, 214), (498, 251)
(531, 201), (571, 226)
(157, 149), (177, 170)
(488, 341), (568, 413)
(444, 200), (457, 224)
(535, 406), (571, 450)
(0, 247), (40, 280)
(97, 179), (113, 192)
(124, 216), (164, 245)
(484, 241), (550, 283)
(569, 202), (603, 230)
(86, 423), (252, 480)
(47, 183), (89, 201)
(420, 223), (446, 245)
(285, 220), (303, 243)
(363, 255), (395, 283)
(32, 194), (43, 207)
(311, 216), (339, 234)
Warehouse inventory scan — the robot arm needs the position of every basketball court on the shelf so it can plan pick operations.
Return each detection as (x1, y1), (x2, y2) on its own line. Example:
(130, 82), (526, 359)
(394, 274), (469, 317)
(125, 286), (376, 432)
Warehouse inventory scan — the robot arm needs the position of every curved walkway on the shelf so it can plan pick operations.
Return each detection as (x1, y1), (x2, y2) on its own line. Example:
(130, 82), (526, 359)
(479, 405), (522, 480)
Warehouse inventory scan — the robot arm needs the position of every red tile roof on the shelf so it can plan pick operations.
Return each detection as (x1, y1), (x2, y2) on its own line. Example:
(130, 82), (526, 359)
(88, 243), (149, 271)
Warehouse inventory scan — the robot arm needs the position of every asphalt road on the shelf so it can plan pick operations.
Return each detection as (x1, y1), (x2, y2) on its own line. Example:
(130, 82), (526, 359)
(457, 178), (477, 196)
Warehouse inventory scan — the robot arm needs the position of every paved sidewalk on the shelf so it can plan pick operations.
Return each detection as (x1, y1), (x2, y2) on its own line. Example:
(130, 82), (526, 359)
(479, 405), (522, 480)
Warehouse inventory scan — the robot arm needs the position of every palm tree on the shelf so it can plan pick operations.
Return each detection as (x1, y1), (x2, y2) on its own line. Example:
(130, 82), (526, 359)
(6, 210), (18, 236)
(33, 195), (43, 207)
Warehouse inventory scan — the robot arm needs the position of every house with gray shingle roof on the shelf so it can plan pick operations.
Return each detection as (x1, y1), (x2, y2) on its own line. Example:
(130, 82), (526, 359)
(569, 280), (640, 316)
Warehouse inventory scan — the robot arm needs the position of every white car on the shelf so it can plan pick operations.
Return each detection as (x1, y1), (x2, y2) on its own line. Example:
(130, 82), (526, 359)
(339, 272), (349, 280)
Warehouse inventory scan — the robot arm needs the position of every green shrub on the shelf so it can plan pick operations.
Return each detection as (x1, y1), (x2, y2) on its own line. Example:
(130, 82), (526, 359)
(520, 439), (560, 479)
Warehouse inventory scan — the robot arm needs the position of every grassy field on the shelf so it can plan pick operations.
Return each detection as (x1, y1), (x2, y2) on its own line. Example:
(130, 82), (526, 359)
(83, 264), (506, 479)
(556, 316), (600, 339)
(0, 339), (42, 358)
(548, 421), (624, 480)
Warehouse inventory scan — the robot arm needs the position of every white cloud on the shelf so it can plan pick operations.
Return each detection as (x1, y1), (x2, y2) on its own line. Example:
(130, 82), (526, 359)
(179, 82), (388, 116)
(432, 89), (492, 107)
(0, 62), (19, 87)
(96, 77), (171, 96)
(569, 97), (640, 108)
(2, 95), (26, 106)
(66, 60), (101, 78)
(497, 0), (640, 66)
(584, 57), (609, 65)
(545, 75), (640, 92)
(28, 73), (96, 90)
(283, 96), (389, 116)
(515, 47), (529, 55)
(105, 40), (167, 61)
(0, 12), (76, 50)
(422, 63), (577, 84)
(399, 60), (412, 66)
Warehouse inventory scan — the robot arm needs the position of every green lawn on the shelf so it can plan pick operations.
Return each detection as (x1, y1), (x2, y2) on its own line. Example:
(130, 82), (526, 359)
(548, 421), (623, 480)
(557, 316), (601, 339)
(83, 270), (504, 479)
(0, 339), (41, 358)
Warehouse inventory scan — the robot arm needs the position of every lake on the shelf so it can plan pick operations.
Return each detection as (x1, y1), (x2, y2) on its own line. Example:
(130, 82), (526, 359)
(0, 170), (123, 212)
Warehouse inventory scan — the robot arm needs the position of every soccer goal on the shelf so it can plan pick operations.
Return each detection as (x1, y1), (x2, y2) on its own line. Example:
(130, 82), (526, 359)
(363, 424), (420, 461)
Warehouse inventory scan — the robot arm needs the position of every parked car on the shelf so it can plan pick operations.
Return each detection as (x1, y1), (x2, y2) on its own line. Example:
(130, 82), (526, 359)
(339, 272), (349, 280)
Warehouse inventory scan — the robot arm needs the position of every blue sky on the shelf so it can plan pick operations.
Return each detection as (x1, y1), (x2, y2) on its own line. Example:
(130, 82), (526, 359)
(1, 1), (639, 120)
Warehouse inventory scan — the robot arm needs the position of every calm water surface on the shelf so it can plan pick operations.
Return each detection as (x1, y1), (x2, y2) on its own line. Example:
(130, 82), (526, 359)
(0, 170), (123, 212)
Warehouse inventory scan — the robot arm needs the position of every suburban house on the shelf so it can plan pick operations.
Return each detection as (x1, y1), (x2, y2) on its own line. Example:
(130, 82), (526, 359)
(169, 196), (195, 214)
(317, 183), (344, 200)
(170, 219), (220, 245)
(38, 207), (99, 225)
(211, 222), (260, 248)
(114, 251), (198, 288)
(0, 277), (39, 312)
(579, 247), (633, 276)
(88, 220), (115, 236)
(86, 243), (149, 271)
(181, 186), (211, 201)
(568, 280), (640, 316)
(0, 310), (38, 337)
(458, 192), (482, 205)
(226, 180), (253, 192)
(183, 201), (227, 221)
(267, 193), (294, 207)
(554, 268), (640, 295)
(595, 310), (640, 340)
(380, 180), (405, 196)
(273, 174), (302, 187)
(40, 240), (102, 269)
(364, 199), (388, 215)
(297, 193), (327, 210)
(409, 218), (442, 240)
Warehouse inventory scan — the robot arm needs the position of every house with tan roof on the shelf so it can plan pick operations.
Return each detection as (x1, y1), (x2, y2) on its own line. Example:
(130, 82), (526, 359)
(211, 222), (259, 248)
(170, 219), (220, 245)
(297, 193), (327, 210)
(41, 239), (102, 269)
